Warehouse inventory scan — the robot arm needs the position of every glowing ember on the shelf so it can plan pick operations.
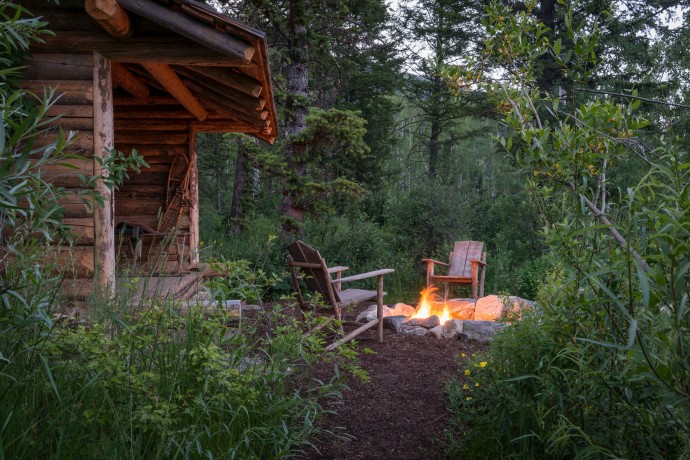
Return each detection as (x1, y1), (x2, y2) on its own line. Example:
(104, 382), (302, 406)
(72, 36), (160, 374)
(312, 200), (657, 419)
(412, 285), (452, 325)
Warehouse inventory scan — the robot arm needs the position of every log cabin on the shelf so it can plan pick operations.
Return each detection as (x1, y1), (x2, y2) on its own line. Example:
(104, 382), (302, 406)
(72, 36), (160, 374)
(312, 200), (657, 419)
(20, 0), (278, 304)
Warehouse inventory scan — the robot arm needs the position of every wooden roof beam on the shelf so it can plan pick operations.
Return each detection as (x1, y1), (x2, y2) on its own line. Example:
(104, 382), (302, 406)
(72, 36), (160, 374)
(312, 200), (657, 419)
(111, 63), (150, 99)
(85, 0), (132, 39)
(189, 66), (263, 97)
(118, 0), (254, 64)
(142, 63), (208, 122)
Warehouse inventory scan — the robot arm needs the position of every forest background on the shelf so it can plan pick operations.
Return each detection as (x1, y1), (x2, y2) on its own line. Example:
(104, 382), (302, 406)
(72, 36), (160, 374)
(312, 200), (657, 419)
(196, 0), (687, 303)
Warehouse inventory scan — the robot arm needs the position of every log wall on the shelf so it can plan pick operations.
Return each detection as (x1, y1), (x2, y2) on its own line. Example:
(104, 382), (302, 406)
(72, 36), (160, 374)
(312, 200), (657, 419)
(24, 53), (97, 286)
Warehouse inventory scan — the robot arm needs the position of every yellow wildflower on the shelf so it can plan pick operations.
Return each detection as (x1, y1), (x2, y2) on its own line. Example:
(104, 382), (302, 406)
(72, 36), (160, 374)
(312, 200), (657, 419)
(465, 397), (473, 401)
(464, 369), (471, 376)
(480, 361), (487, 368)
(461, 353), (466, 358)
(463, 384), (469, 390)
(475, 383), (480, 387)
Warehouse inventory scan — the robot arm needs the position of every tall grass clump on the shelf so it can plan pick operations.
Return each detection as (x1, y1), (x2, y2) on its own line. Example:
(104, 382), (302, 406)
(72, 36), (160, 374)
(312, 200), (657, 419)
(1, 301), (348, 459)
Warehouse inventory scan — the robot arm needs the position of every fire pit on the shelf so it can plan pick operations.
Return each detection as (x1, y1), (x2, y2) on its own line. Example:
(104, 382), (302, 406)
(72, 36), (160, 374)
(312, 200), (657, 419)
(354, 286), (534, 342)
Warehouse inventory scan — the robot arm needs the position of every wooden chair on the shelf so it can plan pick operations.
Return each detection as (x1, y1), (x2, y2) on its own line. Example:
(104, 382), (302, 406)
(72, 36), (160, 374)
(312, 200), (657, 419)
(422, 241), (487, 299)
(287, 240), (394, 350)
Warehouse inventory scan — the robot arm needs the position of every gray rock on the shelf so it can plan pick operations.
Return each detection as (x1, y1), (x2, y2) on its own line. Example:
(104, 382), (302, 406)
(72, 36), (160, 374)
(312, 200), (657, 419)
(461, 320), (506, 342)
(407, 315), (440, 329)
(443, 319), (464, 338)
(427, 325), (444, 338)
(355, 304), (393, 323)
(402, 325), (429, 336)
(383, 315), (408, 333)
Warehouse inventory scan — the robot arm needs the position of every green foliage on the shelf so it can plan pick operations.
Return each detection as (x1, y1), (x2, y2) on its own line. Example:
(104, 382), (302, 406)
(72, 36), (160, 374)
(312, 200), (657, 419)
(1, 303), (348, 459)
(445, 2), (690, 458)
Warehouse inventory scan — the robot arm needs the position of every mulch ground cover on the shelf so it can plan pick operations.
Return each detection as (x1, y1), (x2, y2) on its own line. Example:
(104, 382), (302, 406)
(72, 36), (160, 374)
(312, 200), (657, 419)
(297, 303), (486, 460)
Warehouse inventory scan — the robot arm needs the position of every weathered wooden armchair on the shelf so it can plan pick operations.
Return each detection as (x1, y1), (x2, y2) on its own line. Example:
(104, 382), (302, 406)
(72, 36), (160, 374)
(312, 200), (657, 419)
(422, 241), (487, 299)
(287, 240), (394, 349)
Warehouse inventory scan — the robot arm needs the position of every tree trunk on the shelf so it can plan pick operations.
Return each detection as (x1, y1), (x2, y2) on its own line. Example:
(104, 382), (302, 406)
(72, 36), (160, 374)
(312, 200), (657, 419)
(536, 0), (558, 93)
(280, 0), (310, 238)
(428, 107), (441, 178)
(227, 140), (248, 235)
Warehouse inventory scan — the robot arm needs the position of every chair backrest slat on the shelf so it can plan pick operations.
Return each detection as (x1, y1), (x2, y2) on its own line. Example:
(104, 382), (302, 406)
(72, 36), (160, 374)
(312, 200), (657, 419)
(449, 241), (484, 278)
(287, 241), (341, 303)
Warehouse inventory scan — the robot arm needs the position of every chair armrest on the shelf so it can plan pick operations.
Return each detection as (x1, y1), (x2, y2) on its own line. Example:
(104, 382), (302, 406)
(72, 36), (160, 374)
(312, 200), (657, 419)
(470, 259), (487, 267)
(422, 258), (449, 267)
(336, 268), (395, 284)
(328, 266), (349, 274)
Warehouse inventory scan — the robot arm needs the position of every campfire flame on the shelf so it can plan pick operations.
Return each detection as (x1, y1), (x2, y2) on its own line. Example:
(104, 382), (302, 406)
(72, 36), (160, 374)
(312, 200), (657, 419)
(412, 285), (452, 325)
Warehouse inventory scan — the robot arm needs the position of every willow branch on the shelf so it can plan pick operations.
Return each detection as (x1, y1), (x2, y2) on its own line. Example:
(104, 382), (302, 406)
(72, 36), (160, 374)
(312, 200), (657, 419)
(565, 181), (649, 272)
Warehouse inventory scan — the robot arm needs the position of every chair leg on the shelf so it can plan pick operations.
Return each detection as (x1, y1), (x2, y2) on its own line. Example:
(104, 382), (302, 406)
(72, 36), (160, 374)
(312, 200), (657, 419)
(377, 275), (384, 343)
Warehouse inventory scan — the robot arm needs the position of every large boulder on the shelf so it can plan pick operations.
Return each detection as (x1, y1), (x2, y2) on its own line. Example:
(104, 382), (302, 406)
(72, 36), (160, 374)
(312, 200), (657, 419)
(474, 295), (507, 321)
(461, 320), (506, 342)
(355, 304), (393, 323)
(474, 295), (533, 321)
(407, 315), (440, 328)
(427, 325), (444, 338)
(389, 303), (416, 318)
(402, 325), (428, 336)
(383, 315), (408, 333)
(447, 298), (476, 320)
(443, 319), (464, 338)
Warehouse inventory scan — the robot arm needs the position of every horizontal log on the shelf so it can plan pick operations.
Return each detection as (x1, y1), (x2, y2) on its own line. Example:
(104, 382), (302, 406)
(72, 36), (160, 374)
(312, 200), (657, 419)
(46, 105), (94, 118)
(56, 117), (94, 131)
(21, 80), (93, 105)
(34, 32), (248, 66)
(117, 0), (254, 63)
(116, 199), (165, 215)
(115, 214), (190, 231)
(55, 246), (95, 279)
(63, 217), (95, 244)
(22, 54), (93, 81)
(33, 131), (94, 154)
(37, 162), (93, 188)
(184, 65), (262, 97)
(115, 131), (189, 145)
(190, 119), (270, 133)
(113, 95), (180, 106)
(114, 120), (189, 131)
(58, 191), (96, 218)
(117, 183), (167, 196)
(62, 279), (95, 301)
(114, 144), (187, 157)
(23, 5), (101, 30)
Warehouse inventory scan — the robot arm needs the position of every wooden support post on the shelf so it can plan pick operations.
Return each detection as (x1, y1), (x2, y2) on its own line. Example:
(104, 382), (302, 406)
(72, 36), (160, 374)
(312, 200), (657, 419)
(188, 127), (200, 267)
(142, 63), (208, 122)
(377, 274), (384, 343)
(93, 52), (115, 299)
(85, 0), (132, 38)
(111, 62), (149, 99)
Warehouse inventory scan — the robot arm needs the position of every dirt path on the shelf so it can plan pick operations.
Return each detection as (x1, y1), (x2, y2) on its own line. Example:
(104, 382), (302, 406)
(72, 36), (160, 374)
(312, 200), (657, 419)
(300, 330), (481, 460)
